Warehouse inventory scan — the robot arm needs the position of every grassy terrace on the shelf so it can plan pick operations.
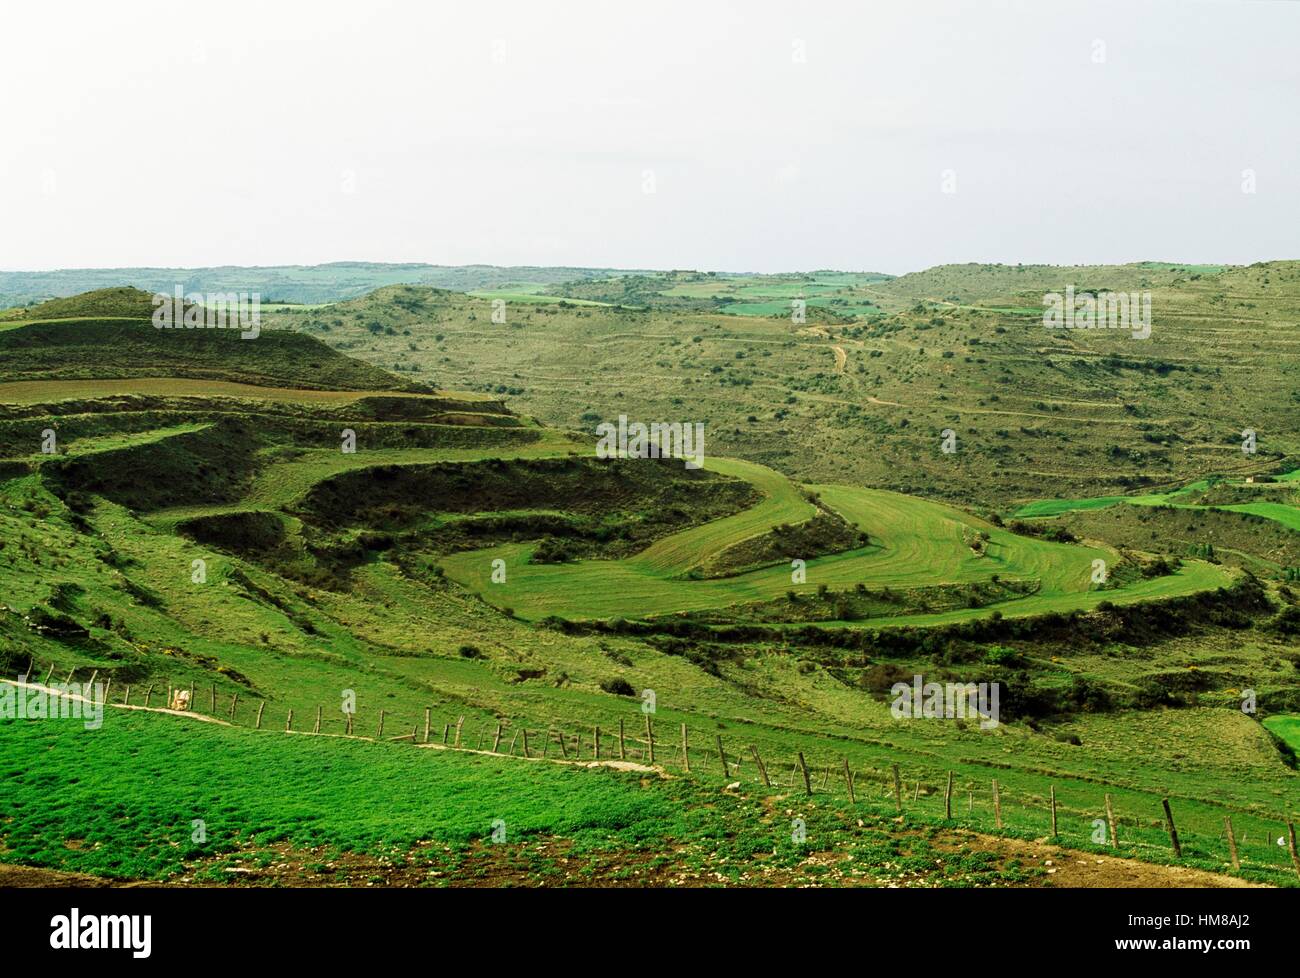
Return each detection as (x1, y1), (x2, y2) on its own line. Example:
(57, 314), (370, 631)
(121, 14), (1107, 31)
(441, 462), (1234, 622)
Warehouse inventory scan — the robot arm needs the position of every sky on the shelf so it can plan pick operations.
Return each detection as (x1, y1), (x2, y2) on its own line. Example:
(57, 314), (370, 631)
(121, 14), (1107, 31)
(1, 0), (1296, 275)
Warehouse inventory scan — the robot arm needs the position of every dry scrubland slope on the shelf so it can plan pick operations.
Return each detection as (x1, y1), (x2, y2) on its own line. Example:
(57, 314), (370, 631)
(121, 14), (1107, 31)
(266, 263), (1300, 510)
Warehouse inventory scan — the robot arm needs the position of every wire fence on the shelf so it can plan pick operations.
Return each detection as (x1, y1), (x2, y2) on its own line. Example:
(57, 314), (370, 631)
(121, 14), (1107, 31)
(11, 664), (1300, 883)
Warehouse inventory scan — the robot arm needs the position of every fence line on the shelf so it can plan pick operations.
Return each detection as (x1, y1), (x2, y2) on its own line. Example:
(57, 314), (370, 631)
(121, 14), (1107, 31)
(11, 664), (1300, 881)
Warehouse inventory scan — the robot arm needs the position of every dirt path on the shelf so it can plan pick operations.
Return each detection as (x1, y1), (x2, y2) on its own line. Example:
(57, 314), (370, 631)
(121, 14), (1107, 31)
(930, 828), (1264, 888)
(0, 864), (119, 888)
(0, 680), (663, 775)
(831, 344), (847, 374)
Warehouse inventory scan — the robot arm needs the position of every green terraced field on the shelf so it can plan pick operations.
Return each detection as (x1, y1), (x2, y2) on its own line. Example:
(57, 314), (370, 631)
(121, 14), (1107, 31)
(441, 461), (1235, 622)
(1263, 715), (1300, 754)
(1013, 479), (1300, 532)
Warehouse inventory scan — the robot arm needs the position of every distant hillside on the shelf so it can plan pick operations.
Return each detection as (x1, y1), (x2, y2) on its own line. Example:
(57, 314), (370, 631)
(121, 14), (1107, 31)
(0, 262), (658, 307)
(0, 288), (421, 392)
(265, 261), (1300, 508)
(879, 262), (1234, 303)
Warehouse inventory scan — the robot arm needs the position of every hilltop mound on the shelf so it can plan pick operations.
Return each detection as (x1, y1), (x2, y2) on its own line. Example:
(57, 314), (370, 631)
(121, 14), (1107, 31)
(0, 286), (162, 321)
(0, 316), (423, 392)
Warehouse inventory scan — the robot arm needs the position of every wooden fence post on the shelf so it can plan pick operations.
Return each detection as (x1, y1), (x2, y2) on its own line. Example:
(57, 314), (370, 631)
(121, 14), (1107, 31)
(44, 663), (55, 685)
(1162, 799), (1181, 858)
(1104, 794), (1118, 848)
(454, 716), (464, 747)
(377, 710), (386, 740)
(594, 725), (600, 759)
(521, 728), (529, 758)
(891, 764), (903, 813)
(944, 771), (953, 820)
(144, 683), (154, 707)
(492, 723), (503, 753)
(750, 746), (770, 787)
(681, 724), (690, 773)
(992, 779), (1002, 829)
(1224, 816), (1239, 872)
(556, 728), (568, 759)
(123, 685), (130, 705)
(228, 693), (238, 722)
(442, 723), (450, 745)
(1287, 822), (1300, 881)
(644, 715), (655, 764)
(314, 705), (322, 734)
(346, 713), (354, 736)
(210, 683), (217, 713)
(256, 701), (266, 730)
(844, 759), (856, 804)
(1050, 785), (1058, 838)
(424, 707), (431, 744)
(796, 752), (812, 796)
(286, 709), (294, 732)
(508, 730), (520, 756)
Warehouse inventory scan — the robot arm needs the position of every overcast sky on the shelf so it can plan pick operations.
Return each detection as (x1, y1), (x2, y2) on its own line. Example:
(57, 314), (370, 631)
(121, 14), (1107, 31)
(1, 0), (1295, 275)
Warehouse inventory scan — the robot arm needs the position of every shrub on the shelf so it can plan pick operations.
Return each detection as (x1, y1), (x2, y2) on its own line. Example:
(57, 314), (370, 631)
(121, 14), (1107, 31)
(600, 677), (636, 697)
